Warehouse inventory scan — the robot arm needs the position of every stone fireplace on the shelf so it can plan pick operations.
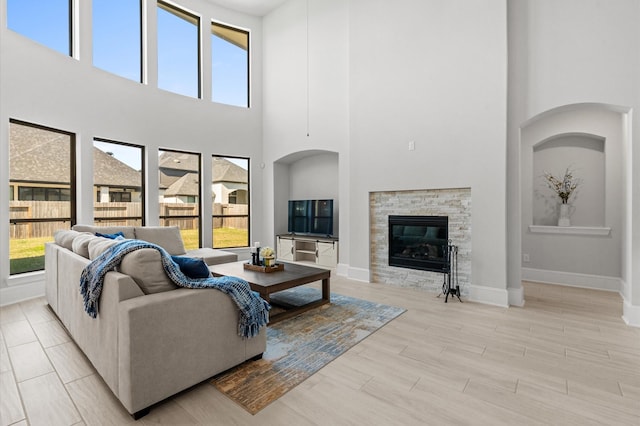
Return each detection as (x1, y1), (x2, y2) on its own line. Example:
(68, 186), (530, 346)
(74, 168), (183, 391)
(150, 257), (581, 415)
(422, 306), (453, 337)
(370, 188), (471, 294)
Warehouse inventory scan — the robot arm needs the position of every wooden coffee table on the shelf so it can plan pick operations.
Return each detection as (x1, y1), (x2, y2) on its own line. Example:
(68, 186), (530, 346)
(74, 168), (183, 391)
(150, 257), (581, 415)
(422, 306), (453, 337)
(208, 261), (331, 324)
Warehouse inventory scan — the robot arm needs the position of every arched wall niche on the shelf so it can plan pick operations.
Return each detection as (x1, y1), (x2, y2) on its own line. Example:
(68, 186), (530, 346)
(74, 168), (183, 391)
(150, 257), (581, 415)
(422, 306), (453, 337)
(273, 149), (339, 238)
(520, 103), (625, 282)
(532, 132), (606, 226)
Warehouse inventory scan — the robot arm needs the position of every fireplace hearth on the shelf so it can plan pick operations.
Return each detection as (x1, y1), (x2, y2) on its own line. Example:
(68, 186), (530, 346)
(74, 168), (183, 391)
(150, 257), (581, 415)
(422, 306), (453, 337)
(389, 215), (448, 273)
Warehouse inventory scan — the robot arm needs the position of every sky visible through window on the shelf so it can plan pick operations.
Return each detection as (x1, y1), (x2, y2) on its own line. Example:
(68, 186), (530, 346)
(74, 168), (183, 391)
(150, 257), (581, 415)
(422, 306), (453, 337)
(212, 30), (248, 108)
(7, 0), (70, 55)
(93, 0), (141, 82)
(157, 3), (199, 98)
(7, 1), (248, 106)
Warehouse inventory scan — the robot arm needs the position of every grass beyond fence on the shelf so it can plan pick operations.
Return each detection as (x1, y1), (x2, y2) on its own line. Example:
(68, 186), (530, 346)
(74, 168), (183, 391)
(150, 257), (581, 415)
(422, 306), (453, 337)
(9, 228), (249, 275)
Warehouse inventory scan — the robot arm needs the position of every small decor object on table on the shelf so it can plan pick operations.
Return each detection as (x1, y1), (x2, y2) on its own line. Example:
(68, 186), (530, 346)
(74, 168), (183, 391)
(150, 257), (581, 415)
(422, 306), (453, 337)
(243, 263), (284, 273)
(260, 246), (275, 267)
(544, 167), (581, 227)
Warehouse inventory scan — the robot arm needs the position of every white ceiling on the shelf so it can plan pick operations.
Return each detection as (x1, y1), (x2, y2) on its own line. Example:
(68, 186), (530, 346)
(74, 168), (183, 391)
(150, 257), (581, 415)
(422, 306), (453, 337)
(206, 0), (288, 16)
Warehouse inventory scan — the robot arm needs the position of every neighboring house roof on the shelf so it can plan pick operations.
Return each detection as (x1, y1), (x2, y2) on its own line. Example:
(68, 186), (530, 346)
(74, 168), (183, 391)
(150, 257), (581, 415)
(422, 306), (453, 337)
(10, 122), (141, 187)
(212, 157), (247, 184)
(93, 148), (141, 188)
(158, 151), (199, 173)
(9, 122), (71, 184)
(164, 172), (200, 197)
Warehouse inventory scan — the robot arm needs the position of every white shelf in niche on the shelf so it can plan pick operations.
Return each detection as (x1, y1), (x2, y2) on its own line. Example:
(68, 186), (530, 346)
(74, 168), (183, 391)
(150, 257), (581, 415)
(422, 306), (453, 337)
(528, 225), (611, 236)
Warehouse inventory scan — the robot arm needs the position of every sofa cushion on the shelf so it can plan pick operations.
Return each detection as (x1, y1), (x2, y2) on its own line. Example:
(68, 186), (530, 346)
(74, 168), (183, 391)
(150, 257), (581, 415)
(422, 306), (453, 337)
(119, 249), (178, 294)
(88, 238), (121, 260)
(134, 226), (186, 255)
(72, 225), (136, 239)
(186, 248), (238, 266)
(171, 256), (210, 279)
(72, 233), (99, 258)
(54, 229), (82, 251)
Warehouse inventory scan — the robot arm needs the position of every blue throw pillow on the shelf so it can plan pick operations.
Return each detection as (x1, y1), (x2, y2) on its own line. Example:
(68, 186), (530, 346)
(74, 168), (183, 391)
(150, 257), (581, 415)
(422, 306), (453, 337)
(171, 256), (210, 279)
(95, 231), (125, 240)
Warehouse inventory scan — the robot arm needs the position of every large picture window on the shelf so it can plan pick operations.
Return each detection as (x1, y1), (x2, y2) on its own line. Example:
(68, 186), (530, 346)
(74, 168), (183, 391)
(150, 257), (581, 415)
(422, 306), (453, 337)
(9, 120), (75, 275)
(159, 149), (201, 249)
(93, 0), (142, 82)
(211, 22), (249, 108)
(157, 1), (200, 98)
(212, 156), (249, 248)
(93, 139), (144, 226)
(7, 0), (72, 56)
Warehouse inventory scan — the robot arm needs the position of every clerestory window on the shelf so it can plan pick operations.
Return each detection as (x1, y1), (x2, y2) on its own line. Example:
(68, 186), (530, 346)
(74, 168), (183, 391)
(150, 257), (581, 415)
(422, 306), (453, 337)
(93, 0), (142, 82)
(211, 22), (249, 108)
(157, 1), (201, 98)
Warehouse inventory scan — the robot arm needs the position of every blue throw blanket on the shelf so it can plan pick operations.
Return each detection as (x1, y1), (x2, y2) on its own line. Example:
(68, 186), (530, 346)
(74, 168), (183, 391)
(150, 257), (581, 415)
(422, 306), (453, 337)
(80, 239), (270, 338)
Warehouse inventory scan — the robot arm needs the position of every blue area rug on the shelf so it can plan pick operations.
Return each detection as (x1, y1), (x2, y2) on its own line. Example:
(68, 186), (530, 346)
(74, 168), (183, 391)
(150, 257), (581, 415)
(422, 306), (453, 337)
(211, 288), (405, 414)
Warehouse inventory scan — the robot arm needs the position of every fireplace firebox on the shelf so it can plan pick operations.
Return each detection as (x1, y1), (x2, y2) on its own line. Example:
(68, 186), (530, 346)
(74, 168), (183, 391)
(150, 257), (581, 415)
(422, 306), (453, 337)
(388, 215), (449, 273)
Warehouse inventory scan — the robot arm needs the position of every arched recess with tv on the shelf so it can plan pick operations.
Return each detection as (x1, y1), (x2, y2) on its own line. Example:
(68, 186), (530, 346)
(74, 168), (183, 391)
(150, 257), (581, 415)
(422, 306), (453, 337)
(273, 150), (339, 240)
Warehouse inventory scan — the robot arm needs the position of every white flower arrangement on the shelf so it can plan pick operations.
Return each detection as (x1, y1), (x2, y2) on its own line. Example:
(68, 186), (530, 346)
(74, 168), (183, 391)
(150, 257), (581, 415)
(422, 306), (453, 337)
(544, 167), (581, 204)
(260, 246), (274, 258)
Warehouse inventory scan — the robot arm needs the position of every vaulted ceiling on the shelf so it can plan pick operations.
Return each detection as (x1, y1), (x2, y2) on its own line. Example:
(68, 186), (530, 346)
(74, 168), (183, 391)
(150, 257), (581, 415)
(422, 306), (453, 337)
(206, 0), (288, 16)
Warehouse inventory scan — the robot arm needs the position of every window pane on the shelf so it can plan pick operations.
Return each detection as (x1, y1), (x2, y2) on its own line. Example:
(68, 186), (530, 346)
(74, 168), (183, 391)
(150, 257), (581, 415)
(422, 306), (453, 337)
(159, 149), (201, 249)
(93, 140), (144, 226)
(7, 0), (71, 56)
(211, 22), (249, 108)
(9, 121), (74, 275)
(93, 0), (141, 82)
(157, 2), (200, 98)
(212, 156), (249, 248)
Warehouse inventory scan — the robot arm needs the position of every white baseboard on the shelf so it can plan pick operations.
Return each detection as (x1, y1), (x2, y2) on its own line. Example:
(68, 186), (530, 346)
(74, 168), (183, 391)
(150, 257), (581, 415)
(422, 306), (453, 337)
(508, 286), (525, 307)
(0, 281), (45, 307)
(522, 268), (621, 292)
(622, 296), (640, 328)
(468, 285), (509, 307)
(343, 265), (370, 283)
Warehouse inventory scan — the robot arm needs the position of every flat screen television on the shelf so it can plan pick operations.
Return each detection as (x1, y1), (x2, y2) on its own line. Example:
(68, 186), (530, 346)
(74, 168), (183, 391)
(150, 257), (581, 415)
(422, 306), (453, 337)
(288, 199), (334, 236)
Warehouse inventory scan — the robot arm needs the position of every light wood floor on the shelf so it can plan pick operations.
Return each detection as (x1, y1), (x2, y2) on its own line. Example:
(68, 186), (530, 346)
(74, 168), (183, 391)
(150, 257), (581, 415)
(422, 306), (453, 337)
(1, 278), (639, 425)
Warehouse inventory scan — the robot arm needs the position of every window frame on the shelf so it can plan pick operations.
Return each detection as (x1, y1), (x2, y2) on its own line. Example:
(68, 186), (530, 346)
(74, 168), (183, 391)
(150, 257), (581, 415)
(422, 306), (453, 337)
(92, 0), (143, 82)
(157, 0), (202, 99)
(212, 154), (250, 249)
(93, 138), (146, 226)
(9, 119), (76, 275)
(211, 20), (250, 108)
(158, 148), (202, 249)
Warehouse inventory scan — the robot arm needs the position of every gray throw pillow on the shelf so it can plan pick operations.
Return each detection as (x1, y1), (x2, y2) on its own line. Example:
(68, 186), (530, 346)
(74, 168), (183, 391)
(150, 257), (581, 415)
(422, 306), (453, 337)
(71, 233), (98, 258)
(54, 230), (81, 251)
(88, 238), (120, 260)
(119, 248), (178, 294)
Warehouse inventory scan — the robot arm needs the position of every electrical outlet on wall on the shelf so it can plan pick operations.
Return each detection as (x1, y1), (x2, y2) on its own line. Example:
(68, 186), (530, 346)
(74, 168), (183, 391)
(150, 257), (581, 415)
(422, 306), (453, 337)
(523, 253), (530, 262)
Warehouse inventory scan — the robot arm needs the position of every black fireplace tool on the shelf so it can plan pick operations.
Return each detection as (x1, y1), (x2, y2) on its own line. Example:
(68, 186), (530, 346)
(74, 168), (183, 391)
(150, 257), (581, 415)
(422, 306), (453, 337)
(438, 241), (461, 303)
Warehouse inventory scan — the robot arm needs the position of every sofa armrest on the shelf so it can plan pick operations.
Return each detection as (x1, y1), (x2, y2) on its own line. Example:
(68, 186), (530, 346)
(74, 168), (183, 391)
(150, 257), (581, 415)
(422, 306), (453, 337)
(116, 288), (266, 414)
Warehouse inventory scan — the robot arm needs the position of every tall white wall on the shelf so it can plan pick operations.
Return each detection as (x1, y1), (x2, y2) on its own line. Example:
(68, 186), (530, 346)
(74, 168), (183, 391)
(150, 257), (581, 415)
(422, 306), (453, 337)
(264, 0), (509, 305)
(0, 0), (264, 301)
(507, 0), (640, 322)
(348, 0), (508, 304)
(262, 0), (349, 253)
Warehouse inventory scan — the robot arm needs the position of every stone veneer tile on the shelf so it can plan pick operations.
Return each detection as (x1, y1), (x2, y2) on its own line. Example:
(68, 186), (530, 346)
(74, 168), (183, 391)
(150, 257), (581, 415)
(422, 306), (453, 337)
(369, 188), (472, 295)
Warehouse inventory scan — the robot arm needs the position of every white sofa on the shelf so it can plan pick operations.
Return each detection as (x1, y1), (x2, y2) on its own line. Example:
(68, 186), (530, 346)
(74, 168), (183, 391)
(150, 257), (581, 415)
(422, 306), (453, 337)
(45, 226), (266, 418)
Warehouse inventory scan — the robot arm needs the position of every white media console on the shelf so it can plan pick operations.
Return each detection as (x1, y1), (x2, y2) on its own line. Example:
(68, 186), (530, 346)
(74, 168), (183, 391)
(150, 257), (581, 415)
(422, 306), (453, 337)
(276, 234), (338, 268)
